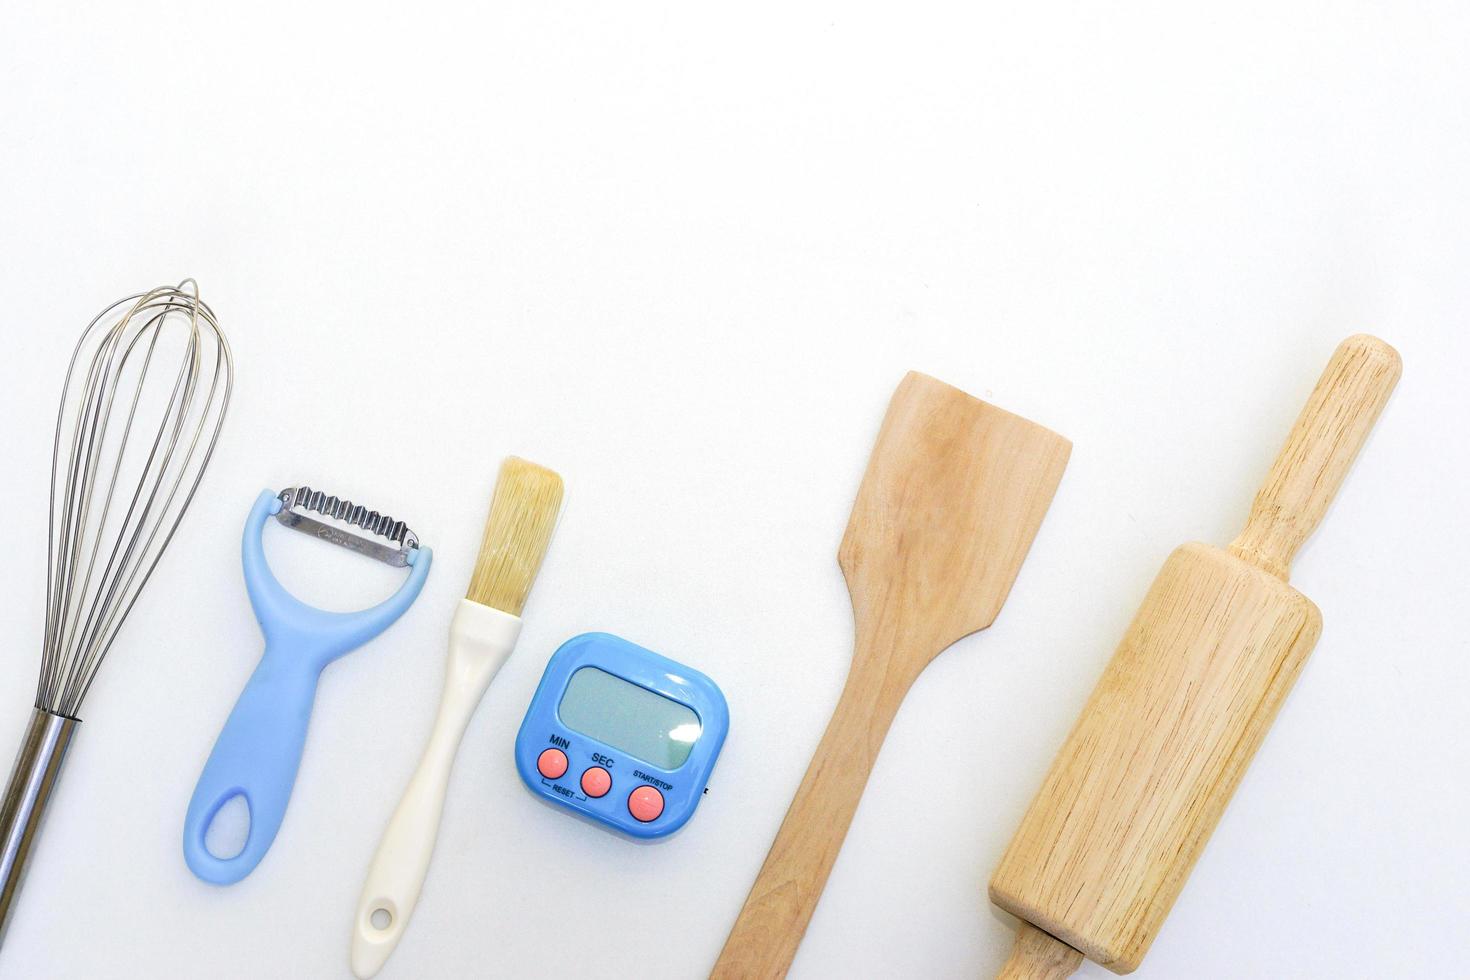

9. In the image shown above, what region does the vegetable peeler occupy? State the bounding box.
[183,487,432,885]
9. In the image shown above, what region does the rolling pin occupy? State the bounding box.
[989,334,1401,976]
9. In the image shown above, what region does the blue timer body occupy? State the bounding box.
[514,633,729,839]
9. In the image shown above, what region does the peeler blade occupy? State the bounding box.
[274,487,420,567]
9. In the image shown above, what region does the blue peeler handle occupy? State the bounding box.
[183,490,431,885]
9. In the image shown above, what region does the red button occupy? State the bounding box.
[536,748,568,779]
[627,785,664,822]
[581,767,611,798]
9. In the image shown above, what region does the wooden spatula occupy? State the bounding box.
[712,371,1070,978]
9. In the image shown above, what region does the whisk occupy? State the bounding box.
[0,282,233,947]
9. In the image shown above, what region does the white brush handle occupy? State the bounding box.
[350,600,521,979]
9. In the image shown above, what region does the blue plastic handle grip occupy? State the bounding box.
[183,490,431,885]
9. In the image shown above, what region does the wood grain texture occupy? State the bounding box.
[989,335,1400,976]
[996,923,1085,980]
[1228,334,1402,578]
[990,543,1321,972]
[712,371,1070,979]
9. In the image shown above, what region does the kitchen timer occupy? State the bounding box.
[514,633,728,839]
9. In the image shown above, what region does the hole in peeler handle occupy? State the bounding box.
[203,792,251,861]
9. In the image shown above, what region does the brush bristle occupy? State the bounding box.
[465,458,564,615]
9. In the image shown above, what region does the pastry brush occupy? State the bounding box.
[350,457,563,979]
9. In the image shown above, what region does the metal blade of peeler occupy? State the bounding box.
[274,487,419,568]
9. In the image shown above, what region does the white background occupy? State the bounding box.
[1,3,1466,978]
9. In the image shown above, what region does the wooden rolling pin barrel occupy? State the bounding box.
[989,334,1401,977]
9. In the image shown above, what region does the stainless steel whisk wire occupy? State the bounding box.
[39,283,233,716]
[2,280,232,948]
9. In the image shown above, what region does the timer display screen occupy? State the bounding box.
[558,666,702,769]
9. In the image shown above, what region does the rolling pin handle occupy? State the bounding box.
[995,923,1084,980]
[1228,334,1401,579]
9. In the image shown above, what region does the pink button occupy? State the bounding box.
[537,748,568,780]
[581,767,611,798]
[627,785,664,822]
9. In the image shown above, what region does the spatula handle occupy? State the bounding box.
[1228,334,1401,579]
[711,650,909,978]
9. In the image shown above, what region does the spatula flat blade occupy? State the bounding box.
[839,371,1071,659]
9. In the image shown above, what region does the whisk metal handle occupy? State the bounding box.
[0,709,78,948]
